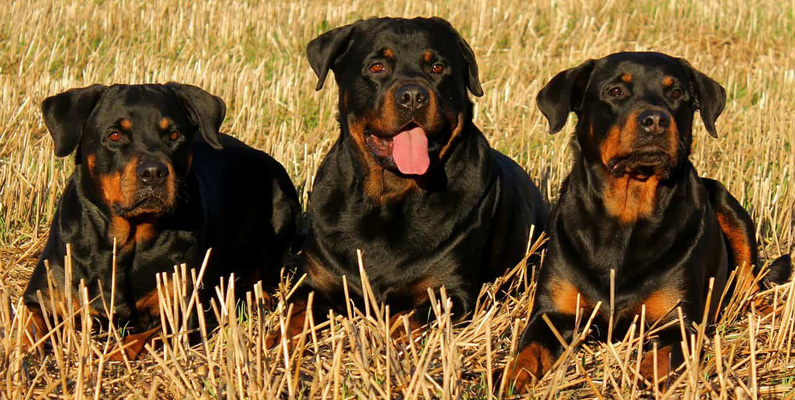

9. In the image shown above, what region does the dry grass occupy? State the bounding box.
[0,0,793,398]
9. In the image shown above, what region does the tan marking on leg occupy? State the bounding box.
[639,345,675,383]
[108,326,161,361]
[503,342,555,392]
[265,300,308,349]
[716,213,754,280]
[388,311,424,340]
[640,287,681,322]
[549,278,591,315]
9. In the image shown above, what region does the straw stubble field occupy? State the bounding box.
[0,0,793,398]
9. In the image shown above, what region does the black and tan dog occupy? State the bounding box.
[501,52,792,391]
[23,83,300,359]
[268,17,547,344]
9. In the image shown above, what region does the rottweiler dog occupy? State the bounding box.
[268,17,547,344]
[501,52,792,391]
[24,83,300,359]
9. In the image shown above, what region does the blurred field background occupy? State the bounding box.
[0,0,793,398]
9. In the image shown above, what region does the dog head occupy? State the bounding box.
[307,17,483,176]
[537,52,726,180]
[42,83,225,218]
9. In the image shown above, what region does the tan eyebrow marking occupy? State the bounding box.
[383,48,393,58]
[158,118,170,130]
[120,119,132,130]
[662,76,674,87]
[621,73,632,83]
[423,51,433,63]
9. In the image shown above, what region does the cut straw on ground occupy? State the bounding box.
[0,0,793,398]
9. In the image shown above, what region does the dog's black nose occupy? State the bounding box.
[638,110,671,134]
[395,84,429,110]
[137,159,169,185]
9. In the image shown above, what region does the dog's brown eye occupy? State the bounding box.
[431,63,444,74]
[369,62,385,73]
[108,131,122,142]
[608,87,624,97]
[169,131,180,141]
[670,89,682,100]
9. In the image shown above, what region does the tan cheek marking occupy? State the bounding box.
[363,84,400,134]
[599,111,639,167]
[668,116,680,157]
[87,154,96,176]
[120,119,132,130]
[345,117,382,200]
[438,112,465,159]
[100,156,140,207]
[167,161,177,206]
[99,172,123,205]
[600,125,623,167]
[121,156,139,200]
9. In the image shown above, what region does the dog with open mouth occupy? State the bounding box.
[23,83,300,359]
[268,17,548,345]
[499,52,792,393]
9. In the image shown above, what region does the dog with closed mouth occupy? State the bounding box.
[23,83,300,359]
[500,52,792,393]
[268,17,548,345]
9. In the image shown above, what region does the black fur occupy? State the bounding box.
[272,17,547,343]
[25,83,300,354]
[503,52,791,392]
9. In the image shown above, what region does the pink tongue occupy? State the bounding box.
[392,126,430,175]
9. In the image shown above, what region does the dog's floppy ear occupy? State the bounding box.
[166,83,226,149]
[432,17,483,97]
[679,59,726,138]
[306,24,356,91]
[41,85,107,157]
[455,32,484,97]
[536,60,596,134]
